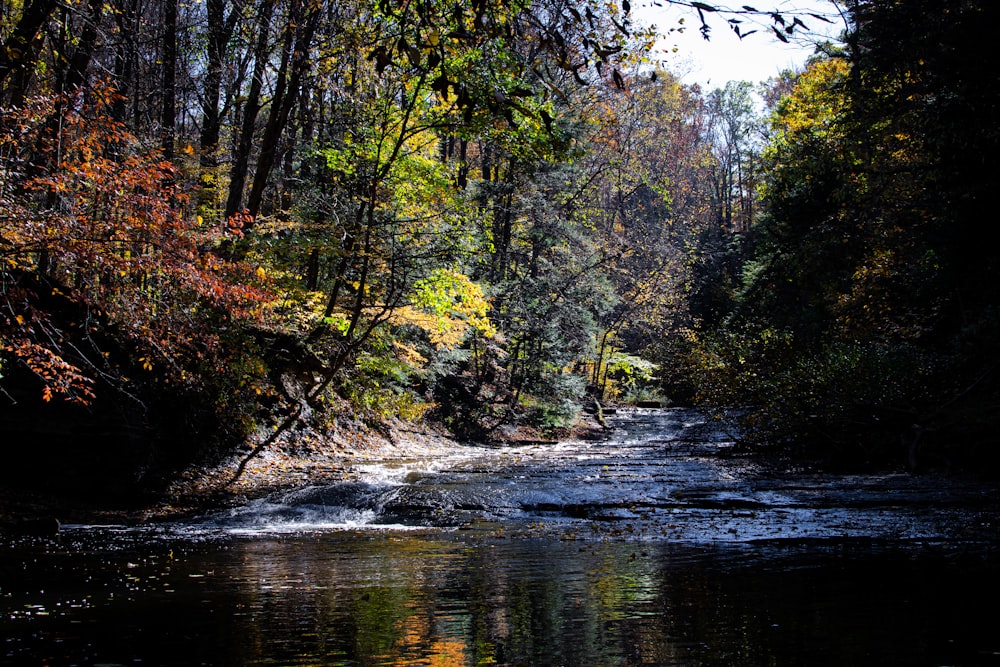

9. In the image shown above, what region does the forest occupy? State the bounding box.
[1,0,998,502]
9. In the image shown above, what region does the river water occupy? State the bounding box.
[3,408,1000,666]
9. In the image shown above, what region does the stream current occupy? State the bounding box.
[4,407,1000,665]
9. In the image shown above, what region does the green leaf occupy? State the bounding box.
[323,314,351,335]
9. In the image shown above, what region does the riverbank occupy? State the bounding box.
[162,410,608,517]
[156,418,463,519]
[0,411,608,527]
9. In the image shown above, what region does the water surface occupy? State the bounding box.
[3,408,1000,666]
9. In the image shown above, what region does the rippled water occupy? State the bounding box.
[3,408,1000,666]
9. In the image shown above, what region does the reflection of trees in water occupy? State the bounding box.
[4,529,1000,665]
[228,537,455,664]
[226,537,675,665]
[459,543,669,665]
[211,512,1000,666]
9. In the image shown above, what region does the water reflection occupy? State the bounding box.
[6,408,1000,665]
[3,530,1000,666]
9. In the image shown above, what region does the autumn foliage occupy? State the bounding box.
[0,86,270,406]
[1,0,994,481]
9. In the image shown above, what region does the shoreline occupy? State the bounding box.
[0,413,608,527]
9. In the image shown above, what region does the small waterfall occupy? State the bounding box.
[206,482,415,533]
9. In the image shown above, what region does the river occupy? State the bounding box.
[3,408,1000,666]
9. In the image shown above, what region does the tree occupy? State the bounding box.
[229,0,662,435]
[574,70,715,400]
[0,88,268,416]
[0,0,869,459]
[0,0,59,105]
[706,81,762,235]
[224,0,279,220]
[691,0,1000,468]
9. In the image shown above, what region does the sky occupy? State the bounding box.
[632,0,847,89]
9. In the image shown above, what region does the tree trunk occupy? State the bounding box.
[199,0,233,167]
[160,0,177,159]
[58,0,103,94]
[245,4,318,220]
[111,0,139,124]
[197,0,237,219]
[225,0,275,219]
[0,0,57,105]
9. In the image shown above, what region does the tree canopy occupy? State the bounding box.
[2,0,998,485]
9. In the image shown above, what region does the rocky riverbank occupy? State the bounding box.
[0,412,607,527]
